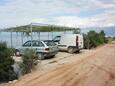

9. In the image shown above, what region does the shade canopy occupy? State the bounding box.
[1,23,80,32]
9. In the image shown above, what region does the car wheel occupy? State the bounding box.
[68,47,74,54]
[37,53,44,60]
[51,55,55,58]
[76,50,80,53]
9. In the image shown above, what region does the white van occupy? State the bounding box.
[53,34,84,53]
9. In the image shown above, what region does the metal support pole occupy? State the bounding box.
[11,31,13,48]
[21,32,23,45]
[52,32,53,39]
[39,32,40,41]
[30,23,33,48]
[37,32,40,41]
[48,32,49,40]
[51,28,53,39]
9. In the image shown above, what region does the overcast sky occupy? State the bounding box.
[0,0,115,28]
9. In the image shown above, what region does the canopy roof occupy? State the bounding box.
[1,23,80,32]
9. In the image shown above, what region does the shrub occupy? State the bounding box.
[0,42,17,83]
[84,30,106,49]
[113,37,115,40]
[20,49,38,75]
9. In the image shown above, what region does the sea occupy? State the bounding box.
[0,31,67,48]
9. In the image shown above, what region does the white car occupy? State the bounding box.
[15,40,59,60]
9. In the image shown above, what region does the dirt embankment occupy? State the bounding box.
[1,43,115,86]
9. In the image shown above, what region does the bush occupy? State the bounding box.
[113,37,115,40]
[84,30,106,49]
[20,49,38,75]
[0,42,17,83]
[83,34,90,49]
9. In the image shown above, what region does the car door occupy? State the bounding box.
[32,41,45,53]
[22,41,32,52]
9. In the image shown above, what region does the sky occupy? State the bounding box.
[0,0,115,29]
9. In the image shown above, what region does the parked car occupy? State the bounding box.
[15,40,59,60]
[53,34,84,53]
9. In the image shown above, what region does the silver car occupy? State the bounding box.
[15,40,59,60]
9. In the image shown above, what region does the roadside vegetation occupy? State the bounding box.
[84,30,107,49]
[113,37,115,40]
[20,49,38,75]
[0,42,38,83]
[0,42,17,83]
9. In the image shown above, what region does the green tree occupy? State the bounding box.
[87,31,99,48]
[84,30,106,49]
[99,30,106,43]
[83,33,90,49]
[0,42,17,83]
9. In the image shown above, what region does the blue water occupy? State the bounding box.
[0,32,70,48]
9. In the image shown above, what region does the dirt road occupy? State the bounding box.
[1,43,115,86]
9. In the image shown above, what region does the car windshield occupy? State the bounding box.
[53,36,61,41]
[44,40,56,46]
